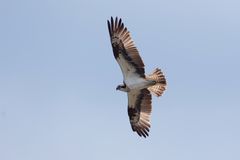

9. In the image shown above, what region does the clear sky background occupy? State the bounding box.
[0,0,240,160]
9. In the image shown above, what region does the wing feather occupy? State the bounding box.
[107,17,145,79]
[127,89,152,138]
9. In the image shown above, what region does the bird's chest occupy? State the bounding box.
[125,76,148,90]
[117,55,148,90]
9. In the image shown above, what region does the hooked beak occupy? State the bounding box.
[116,86,120,90]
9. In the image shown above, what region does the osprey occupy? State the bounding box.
[107,17,167,138]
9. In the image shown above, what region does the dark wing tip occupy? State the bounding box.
[131,123,150,138]
[118,18,122,26]
[111,17,114,31]
[107,20,112,37]
[108,16,121,37]
[136,128,149,138]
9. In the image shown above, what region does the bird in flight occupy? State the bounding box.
[107,17,167,138]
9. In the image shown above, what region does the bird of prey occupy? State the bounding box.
[107,17,167,138]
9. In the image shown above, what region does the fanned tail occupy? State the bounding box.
[147,68,167,97]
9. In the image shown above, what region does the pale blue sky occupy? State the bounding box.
[0,0,240,160]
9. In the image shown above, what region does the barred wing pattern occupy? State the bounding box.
[107,17,145,79]
[127,89,152,137]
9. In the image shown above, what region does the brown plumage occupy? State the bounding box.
[107,17,145,77]
[107,17,167,138]
[128,89,152,137]
[147,68,167,97]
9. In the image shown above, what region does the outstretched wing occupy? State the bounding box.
[127,89,152,138]
[107,17,145,81]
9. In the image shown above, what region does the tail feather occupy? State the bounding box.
[147,68,167,97]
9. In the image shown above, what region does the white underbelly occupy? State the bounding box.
[116,55,149,90]
[125,76,149,90]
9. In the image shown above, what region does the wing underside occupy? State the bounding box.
[128,89,152,137]
[107,17,145,79]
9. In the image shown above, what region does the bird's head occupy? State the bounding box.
[116,84,128,92]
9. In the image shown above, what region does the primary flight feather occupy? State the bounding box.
[107,17,167,138]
